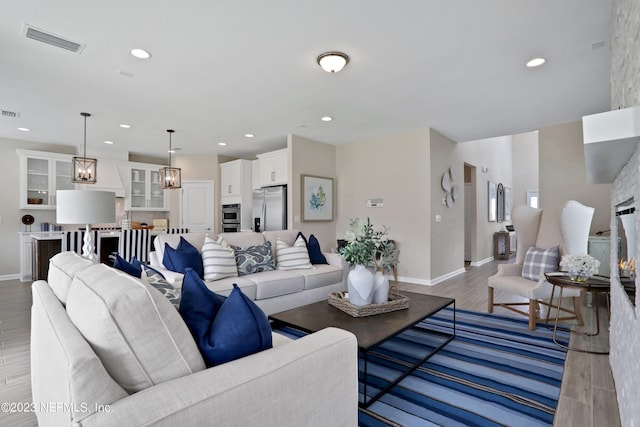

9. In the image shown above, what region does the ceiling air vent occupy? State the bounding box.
[23,24,85,53]
[2,110,20,118]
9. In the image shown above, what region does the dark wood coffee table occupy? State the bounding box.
[269,291,455,407]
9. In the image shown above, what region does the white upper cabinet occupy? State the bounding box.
[18,149,74,209]
[220,159,252,205]
[126,163,169,211]
[257,149,288,187]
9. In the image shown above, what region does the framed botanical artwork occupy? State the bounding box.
[301,175,333,221]
[488,181,497,222]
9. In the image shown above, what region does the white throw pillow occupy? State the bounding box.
[276,236,313,270]
[66,264,205,394]
[202,236,238,281]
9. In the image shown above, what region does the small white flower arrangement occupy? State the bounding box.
[560,254,600,281]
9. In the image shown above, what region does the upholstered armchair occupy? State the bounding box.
[488,200,594,330]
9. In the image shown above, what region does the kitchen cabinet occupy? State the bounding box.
[220,159,252,206]
[32,234,62,281]
[251,159,261,190]
[127,164,169,211]
[257,149,288,187]
[20,233,33,282]
[18,149,74,209]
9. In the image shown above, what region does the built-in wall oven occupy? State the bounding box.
[221,204,241,232]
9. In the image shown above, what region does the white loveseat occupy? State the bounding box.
[31,251,358,427]
[149,230,347,314]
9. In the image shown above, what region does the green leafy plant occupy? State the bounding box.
[339,218,397,269]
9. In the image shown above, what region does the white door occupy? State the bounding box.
[180,180,214,231]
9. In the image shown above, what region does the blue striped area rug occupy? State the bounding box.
[274,308,570,427]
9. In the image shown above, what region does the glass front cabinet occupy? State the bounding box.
[127,164,169,211]
[18,150,74,209]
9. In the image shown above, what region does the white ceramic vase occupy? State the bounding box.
[347,264,374,306]
[372,271,390,304]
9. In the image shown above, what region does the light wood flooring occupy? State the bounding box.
[0,259,619,426]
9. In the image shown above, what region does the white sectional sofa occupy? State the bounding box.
[31,251,358,427]
[149,230,348,315]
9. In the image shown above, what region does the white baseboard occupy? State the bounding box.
[470,257,494,267]
[0,274,21,282]
[397,267,466,287]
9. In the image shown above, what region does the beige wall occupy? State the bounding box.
[430,129,464,279]
[538,121,611,234]
[336,128,431,283]
[289,134,337,250]
[511,131,539,207]
[459,135,514,263]
[173,154,219,232]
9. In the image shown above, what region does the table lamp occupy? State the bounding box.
[56,190,116,263]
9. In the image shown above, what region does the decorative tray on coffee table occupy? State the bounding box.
[328,291,409,317]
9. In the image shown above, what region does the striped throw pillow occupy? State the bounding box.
[276,236,313,270]
[201,236,238,281]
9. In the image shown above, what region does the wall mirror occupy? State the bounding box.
[616,198,636,306]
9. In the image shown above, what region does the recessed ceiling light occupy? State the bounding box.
[321,116,333,122]
[218,142,227,146]
[104,140,114,145]
[526,57,546,68]
[17,127,30,132]
[244,133,254,138]
[130,48,151,59]
[120,124,131,129]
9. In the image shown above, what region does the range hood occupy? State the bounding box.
[76,158,126,197]
[583,106,640,183]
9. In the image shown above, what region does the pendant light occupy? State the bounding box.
[159,129,181,189]
[72,112,98,184]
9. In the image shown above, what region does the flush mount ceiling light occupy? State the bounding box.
[72,112,97,184]
[119,123,131,129]
[130,48,151,59]
[17,127,30,132]
[244,133,254,138]
[218,142,227,146]
[526,57,546,68]
[104,140,114,145]
[317,51,349,73]
[321,116,333,122]
[159,129,181,189]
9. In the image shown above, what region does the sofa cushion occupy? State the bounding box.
[218,231,265,248]
[153,232,210,262]
[201,236,238,281]
[179,269,272,366]
[248,269,305,299]
[232,241,276,276]
[66,264,205,394]
[141,264,181,309]
[113,254,142,278]
[522,245,560,281]
[276,236,312,270]
[47,251,94,304]
[294,264,344,291]
[163,237,204,277]
[203,276,258,300]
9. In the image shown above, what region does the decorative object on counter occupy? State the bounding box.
[159,129,181,189]
[22,214,34,232]
[560,253,600,282]
[56,190,116,263]
[27,197,43,204]
[72,112,97,184]
[40,222,50,232]
[339,218,397,306]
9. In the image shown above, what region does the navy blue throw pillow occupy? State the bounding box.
[179,269,273,366]
[307,234,328,264]
[114,254,143,278]
[163,237,204,277]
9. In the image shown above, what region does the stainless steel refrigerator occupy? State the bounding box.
[252,185,287,231]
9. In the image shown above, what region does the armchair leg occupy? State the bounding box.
[488,287,494,313]
[528,299,537,330]
[573,296,584,326]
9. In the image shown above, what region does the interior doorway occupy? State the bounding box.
[464,164,477,264]
[180,180,214,231]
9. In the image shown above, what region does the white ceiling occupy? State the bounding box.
[0,0,612,159]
